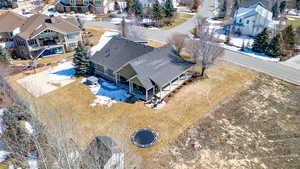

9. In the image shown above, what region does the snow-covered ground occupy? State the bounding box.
[17,62,75,97]
[90,31,120,55]
[220,44,280,62]
[42,6,96,21]
[206,18,279,62]
[86,82,117,107]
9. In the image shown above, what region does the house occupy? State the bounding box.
[90,37,194,101]
[86,136,124,169]
[55,0,105,14]
[0,11,26,43]
[0,0,18,9]
[231,2,276,36]
[0,12,82,58]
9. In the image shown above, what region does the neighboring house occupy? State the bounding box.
[55,0,105,14]
[0,0,18,9]
[87,136,124,169]
[90,37,194,101]
[0,12,82,58]
[0,11,26,43]
[231,2,276,36]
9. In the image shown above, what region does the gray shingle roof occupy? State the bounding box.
[90,37,154,71]
[91,37,194,89]
[129,45,194,89]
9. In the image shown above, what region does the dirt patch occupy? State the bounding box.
[151,74,300,169]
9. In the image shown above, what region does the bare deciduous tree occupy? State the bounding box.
[187,16,225,77]
[168,33,186,54]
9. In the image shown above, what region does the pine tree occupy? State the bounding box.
[0,47,10,63]
[220,0,227,18]
[252,28,270,53]
[266,33,283,58]
[152,0,164,21]
[272,1,279,18]
[225,28,231,44]
[282,25,296,50]
[279,1,287,14]
[114,1,121,11]
[297,0,300,12]
[73,43,92,77]
[231,0,240,16]
[132,0,142,16]
[164,0,175,17]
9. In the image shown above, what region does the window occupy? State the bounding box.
[239,19,242,23]
[246,20,250,24]
[67,33,78,40]
[68,42,78,48]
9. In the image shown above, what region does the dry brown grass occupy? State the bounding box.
[85,26,107,46]
[11,52,74,66]
[147,41,164,48]
[9,63,256,165]
[163,13,194,30]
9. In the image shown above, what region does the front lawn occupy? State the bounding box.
[162,13,194,30]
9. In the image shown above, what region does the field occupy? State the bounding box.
[8,63,255,168]
[151,74,300,169]
[286,17,300,28]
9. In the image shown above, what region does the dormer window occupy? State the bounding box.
[239,19,242,23]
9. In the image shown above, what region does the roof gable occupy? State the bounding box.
[90,37,154,72]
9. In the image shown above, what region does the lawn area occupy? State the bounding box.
[286,18,300,28]
[85,26,106,46]
[162,13,194,30]
[8,63,255,168]
[11,52,74,66]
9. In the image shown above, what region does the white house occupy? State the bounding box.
[231,2,276,36]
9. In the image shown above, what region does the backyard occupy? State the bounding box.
[150,74,300,169]
[8,63,255,168]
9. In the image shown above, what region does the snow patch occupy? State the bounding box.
[28,159,38,169]
[90,31,120,55]
[48,62,75,84]
[220,44,280,62]
[24,121,33,134]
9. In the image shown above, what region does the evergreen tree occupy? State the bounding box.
[73,43,92,77]
[272,1,280,18]
[266,33,283,58]
[220,0,227,18]
[240,40,245,51]
[152,0,164,21]
[0,47,10,63]
[297,0,300,12]
[225,28,231,44]
[132,0,142,16]
[164,0,175,17]
[231,0,240,17]
[282,25,296,50]
[279,1,287,14]
[252,28,270,53]
[114,1,121,11]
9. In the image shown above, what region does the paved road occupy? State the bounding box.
[85,0,300,85]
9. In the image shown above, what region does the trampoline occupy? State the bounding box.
[131,129,158,148]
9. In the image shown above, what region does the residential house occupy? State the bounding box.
[0,11,26,43]
[0,0,17,9]
[231,2,276,36]
[0,12,82,58]
[55,0,105,14]
[90,37,194,101]
[86,136,124,169]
